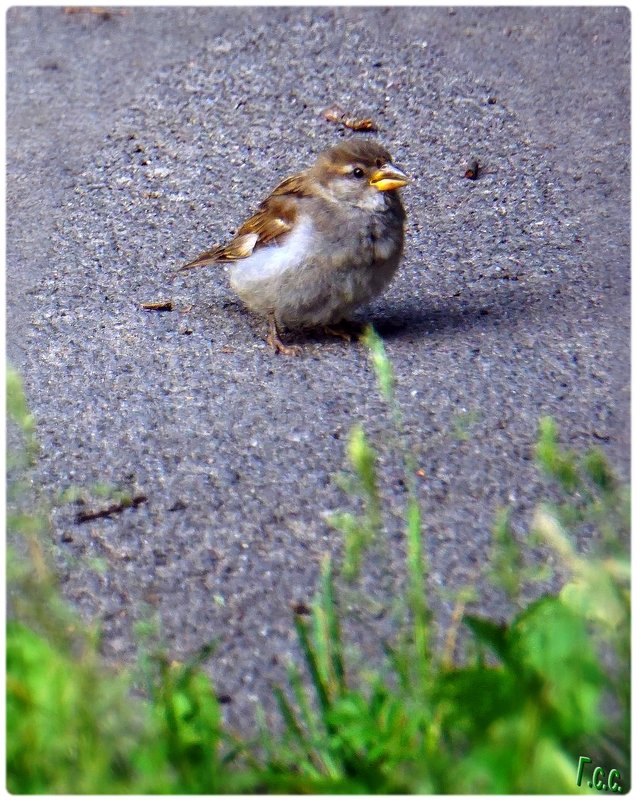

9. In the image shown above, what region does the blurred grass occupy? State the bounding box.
[6,343,630,793]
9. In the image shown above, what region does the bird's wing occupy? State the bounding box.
[177,172,310,273]
[176,232,260,272]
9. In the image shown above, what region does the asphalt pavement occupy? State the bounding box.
[7,7,630,732]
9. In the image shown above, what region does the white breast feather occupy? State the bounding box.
[229,217,314,290]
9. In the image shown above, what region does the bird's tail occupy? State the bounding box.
[175,233,259,274]
[176,245,227,273]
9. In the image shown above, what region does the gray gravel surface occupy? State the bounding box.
[7,7,630,732]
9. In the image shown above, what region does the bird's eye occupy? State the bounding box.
[352,167,365,178]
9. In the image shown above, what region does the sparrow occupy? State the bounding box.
[178,140,410,355]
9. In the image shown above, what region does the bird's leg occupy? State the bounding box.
[266,313,302,356]
[323,319,366,343]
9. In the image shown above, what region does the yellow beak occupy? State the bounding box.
[369,162,410,191]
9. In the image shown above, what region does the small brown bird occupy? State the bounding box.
[178,140,410,355]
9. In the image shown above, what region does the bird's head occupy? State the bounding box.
[309,140,410,210]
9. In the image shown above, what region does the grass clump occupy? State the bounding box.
[271,328,629,792]
[7,368,253,793]
[6,341,630,793]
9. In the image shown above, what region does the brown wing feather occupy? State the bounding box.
[177,171,310,273]
[177,233,259,272]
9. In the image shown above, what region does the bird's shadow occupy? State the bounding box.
[366,280,549,342]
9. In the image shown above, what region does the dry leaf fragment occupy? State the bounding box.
[63,7,129,17]
[322,104,378,132]
[75,493,147,524]
[140,300,173,312]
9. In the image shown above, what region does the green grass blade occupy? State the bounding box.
[272,685,306,745]
[361,325,394,403]
[294,614,332,725]
[320,556,346,693]
[287,662,321,742]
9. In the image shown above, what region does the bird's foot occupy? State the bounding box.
[267,334,302,356]
[323,320,366,343]
[267,315,302,356]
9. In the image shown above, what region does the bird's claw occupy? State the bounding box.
[266,315,302,356]
[267,334,302,357]
[323,321,366,343]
